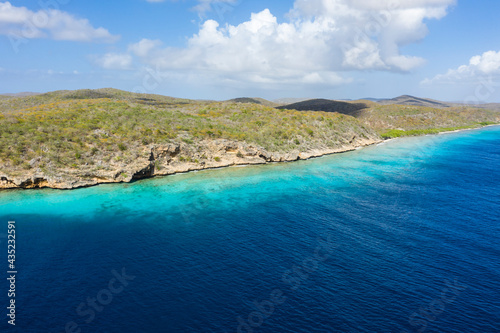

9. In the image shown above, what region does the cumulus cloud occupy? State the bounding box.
[422,50,500,84]
[0,1,119,43]
[105,0,455,87]
[93,53,133,70]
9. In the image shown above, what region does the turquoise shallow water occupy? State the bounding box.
[0,126,499,332]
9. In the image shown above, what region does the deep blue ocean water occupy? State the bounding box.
[0,126,499,333]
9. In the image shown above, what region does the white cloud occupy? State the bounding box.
[128,39,163,58]
[0,1,119,43]
[422,50,500,84]
[105,0,455,88]
[94,53,133,70]
[469,51,500,74]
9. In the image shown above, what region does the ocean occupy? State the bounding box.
[0,126,499,333]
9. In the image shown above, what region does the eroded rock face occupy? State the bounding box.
[0,136,382,190]
[132,163,154,180]
[153,144,180,160]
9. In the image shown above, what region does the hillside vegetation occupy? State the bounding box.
[377,95,451,108]
[0,88,498,189]
[356,104,499,138]
[279,97,499,138]
[0,89,379,188]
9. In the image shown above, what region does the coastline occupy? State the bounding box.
[437,123,500,135]
[0,137,382,191]
[1,123,498,191]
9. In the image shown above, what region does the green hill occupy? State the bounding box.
[0,88,498,189]
[0,89,381,189]
[275,97,499,138]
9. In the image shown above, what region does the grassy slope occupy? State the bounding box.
[276,97,499,138]
[1,89,498,181]
[0,89,377,177]
[353,104,500,138]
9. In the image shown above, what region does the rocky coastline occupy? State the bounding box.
[0,137,381,190]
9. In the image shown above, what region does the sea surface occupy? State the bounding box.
[0,126,499,333]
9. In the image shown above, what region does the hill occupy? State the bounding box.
[273,97,311,105]
[378,95,451,108]
[226,97,278,107]
[272,97,499,139]
[474,103,500,112]
[0,89,381,189]
[356,104,499,138]
[0,88,498,189]
[277,98,369,117]
[1,92,41,98]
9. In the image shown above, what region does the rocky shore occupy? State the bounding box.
[0,137,381,190]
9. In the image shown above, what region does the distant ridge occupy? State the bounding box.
[1,92,41,97]
[475,103,500,112]
[361,97,385,102]
[273,97,311,105]
[227,97,277,107]
[374,95,500,111]
[378,95,451,108]
[277,98,369,116]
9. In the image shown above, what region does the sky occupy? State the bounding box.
[1,0,500,102]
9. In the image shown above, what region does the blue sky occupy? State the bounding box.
[1,0,500,102]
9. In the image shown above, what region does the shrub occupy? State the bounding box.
[214,157,221,162]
